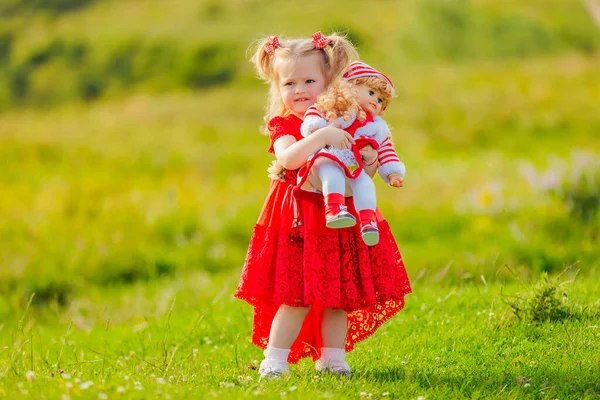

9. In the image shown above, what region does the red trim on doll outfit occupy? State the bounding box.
[294,110,380,201]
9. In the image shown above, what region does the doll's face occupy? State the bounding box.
[277,54,326,118]
[354,83,384,117]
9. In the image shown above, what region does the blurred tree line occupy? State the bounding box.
[0,0,98,15]
[0,0,598,110]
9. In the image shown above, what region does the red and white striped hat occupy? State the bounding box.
[343,61,394,93]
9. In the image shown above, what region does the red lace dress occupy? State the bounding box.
[234,114,412,363]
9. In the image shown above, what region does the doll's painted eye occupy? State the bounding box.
[368,90,375,96]
[377,98,383,104]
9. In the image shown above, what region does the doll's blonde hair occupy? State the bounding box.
[315,80,366,123]
[251,33,358,133]
[350,75,394,112]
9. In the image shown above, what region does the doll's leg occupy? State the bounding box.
[348,171,379,245]
[259,305,310,379]
[314,159,356,228]
[315,158,345,197]
[316,308,351,376]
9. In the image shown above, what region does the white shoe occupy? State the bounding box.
[258,358,289,380]
[315,358,351,376]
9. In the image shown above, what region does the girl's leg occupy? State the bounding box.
[269,305,311,348]
[348,171,379,245]
[321,308,347,348]
[315,160,356,228]
[317,308,351,376]
[259,305,310,379]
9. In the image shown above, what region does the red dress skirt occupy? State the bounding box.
[234,115,412,363]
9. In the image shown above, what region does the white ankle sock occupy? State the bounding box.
[264,347,291,361]
[321,347,345,362]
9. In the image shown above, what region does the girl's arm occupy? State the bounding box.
[274,125,354,170]
[360,145,379,178]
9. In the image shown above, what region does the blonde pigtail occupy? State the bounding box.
[325,34,359,82]
[251,37,276,81]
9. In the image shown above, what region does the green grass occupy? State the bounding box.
[1,270,599,399]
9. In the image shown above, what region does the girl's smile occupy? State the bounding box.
[276,53,327,118]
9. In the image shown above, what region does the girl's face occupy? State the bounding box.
[277,54,327,118]
[355,83,384,117]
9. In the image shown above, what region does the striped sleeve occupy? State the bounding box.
[300,106,328,137]
[378,137,401,165]
[304,105,322,119]
[377,136,406,183]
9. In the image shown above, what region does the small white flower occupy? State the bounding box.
[156,377,166,385]
[25,371,35,382]
[117,386,125,394]
[61,373,72,380]
[79,381,94,390]
[98,393,108,400]
[289,386,297,392]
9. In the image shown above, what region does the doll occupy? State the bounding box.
[297,61,405,246]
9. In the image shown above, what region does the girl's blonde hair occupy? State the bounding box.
[251,33,358,133]
[350,76,394,111]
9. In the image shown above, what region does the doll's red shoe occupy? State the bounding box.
[325,193,356,229]
[325,205,356,229]
[359,209,379,246]
[361,221,379,246]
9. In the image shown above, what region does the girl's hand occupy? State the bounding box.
[388,173,404,188]
[314,125,355,150]
[360,145,378,166]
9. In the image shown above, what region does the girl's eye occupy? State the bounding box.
[284,82,294,86]
[306,79,315,84]
[368,91,375,96]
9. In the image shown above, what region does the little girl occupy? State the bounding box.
[235,32,412,379]
[298,61,406,246]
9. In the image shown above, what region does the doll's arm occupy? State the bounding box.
[377,136,406,185]
[301,115,328,137]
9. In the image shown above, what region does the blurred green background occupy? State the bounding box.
[0,0,599,314]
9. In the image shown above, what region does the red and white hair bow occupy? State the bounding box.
[312,32,330,49]
[264,36,280,54]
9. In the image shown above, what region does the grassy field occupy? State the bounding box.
[1,271,599,399]
[1,0,600,398]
